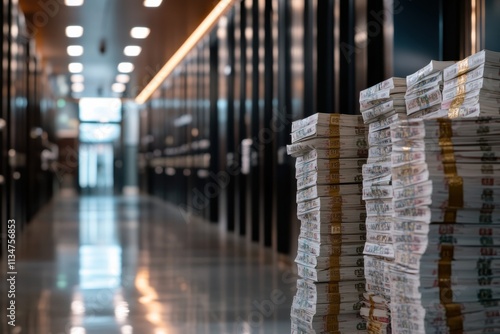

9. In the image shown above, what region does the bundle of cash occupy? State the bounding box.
[441,49,500,119]
[405,60,455,118]
[389,116,500,333]
[360,77,407,126]
[359,78,408,333]
[288,113,368,333]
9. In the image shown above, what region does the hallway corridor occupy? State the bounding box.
[1,196,295,334]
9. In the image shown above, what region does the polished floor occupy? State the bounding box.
[1,195,295,334]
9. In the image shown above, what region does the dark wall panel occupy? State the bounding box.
[393,0,441,76]
[275,0,293,254]
[485,0,500,51]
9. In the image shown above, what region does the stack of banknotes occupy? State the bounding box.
[389,116,500,333]
[405,60,455,119]
[359,77,407,333]
[287,113,369,334]
[441,49,500,119]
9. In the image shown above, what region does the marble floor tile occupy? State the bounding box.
[0,195,296,334]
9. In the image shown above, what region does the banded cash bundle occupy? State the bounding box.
[442,49,500,118]
[359,77,407,333]
[389,117,500,334]
[405,60,455,118]
[288,113,368,334]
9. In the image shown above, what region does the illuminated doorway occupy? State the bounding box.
[78,98,122,194]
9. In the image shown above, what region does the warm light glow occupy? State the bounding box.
[136,271,158,305]
[112,83,126,93]
[67,45,84,56]
[68,62,83,73]
[72,83,85,93]
[131,27,150,39]
[65,0,84,6]
[71,74,84,83]
[121,325,133,334]
[116,74,130,83]
[135,269,171,333]
[71,300,85,315]
[144,0,162,7]
[124,46,142,57]
[471,0,477,53]
[118,62,134,73]
[70,327,86,334]
[66,25,84,38]
[135,0,235,104]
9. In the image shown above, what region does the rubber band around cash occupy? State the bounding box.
[448,94,466,118]
[447,316,464,331]
[438,119,464,208]
[457,57,470,77]
[329,121,340,136]
[457,73,468,86]
[438,243,463,331]
[368,295,376,320]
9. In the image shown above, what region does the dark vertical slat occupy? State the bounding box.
[366,0,386,86]
[5,0,13,234]
[238,2,247,236]
[339,0,355,114]
[226,8,236,232]
[0,0,7,259]
[209,31,219,223]
[263,0,274,247]
[276,0,293,254]
[250,0,260,242]
[232,4,243,236]
[316,0,334,113]
[149,101,154,198]
[442,0,467,60]
[303,0,314,116]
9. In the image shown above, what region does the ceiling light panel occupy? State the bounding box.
[118,62,134,73]
[67,45,84,56]
[116,74,130,83]
[112,83,126,93]
[131,27,150,39]
[71,74,84,83]
[144,0,162,7]
[72,83,85,93]
[124,46,142,57]
[66,26,84,38]
[68,63,83,73]
[65,0,84,6]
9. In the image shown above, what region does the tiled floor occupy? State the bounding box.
[1,195,295,334]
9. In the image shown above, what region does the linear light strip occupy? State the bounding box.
[135,0,235,104]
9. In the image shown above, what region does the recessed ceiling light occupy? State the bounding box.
[112,83,126,93]
[68,62,83,73]
[72,83,85,93]
[66,26,83,38]
[116,74,130,83]
[71,74,84,82]
[65,0,84,6]
[131,27,150,39]
[118,62,134,73]
[67,45,84,56]
[143,0,162,7]
[124,46,142,57]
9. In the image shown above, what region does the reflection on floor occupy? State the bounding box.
[1,195,295,334]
